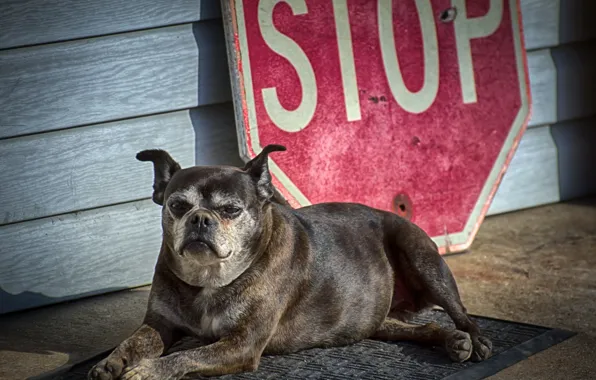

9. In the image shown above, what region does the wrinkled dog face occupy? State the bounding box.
[136,145,285,287]
[162,167,262,265]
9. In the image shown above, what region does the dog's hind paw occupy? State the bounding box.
[444,330,473,362]
[471,335,492,362]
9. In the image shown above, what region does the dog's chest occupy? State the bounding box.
[196,306,224,338]
[152,290,236,339]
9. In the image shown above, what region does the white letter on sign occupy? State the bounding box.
[453,0,503,104]
[332,0,361,122]
[259,0,317,132]
[378,0,439,114]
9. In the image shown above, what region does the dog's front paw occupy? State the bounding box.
[471,335,492,362]
[444,330,473,362]
[121,358,176,380]
[88,355,126,380]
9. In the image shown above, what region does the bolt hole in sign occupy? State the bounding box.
[221,0,531,254]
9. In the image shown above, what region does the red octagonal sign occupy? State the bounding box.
[222,0,531,253]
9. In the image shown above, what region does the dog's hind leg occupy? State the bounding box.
[426,258,491,361]
[387,218,492,361]
[372,318,474,362]
[401,247,493,361]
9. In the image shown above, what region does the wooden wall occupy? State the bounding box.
[1,0,595,314]
[0,1,241,314]
[488,0,596,215]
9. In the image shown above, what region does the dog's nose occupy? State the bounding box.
[189,212,214,227]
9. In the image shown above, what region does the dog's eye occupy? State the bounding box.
[222,206,242,216]
[168,200,188,214]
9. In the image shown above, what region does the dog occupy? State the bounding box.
[88,145,492,380]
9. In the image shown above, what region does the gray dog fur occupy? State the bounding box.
[88,145,492,380]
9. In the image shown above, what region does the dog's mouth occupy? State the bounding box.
[182,237,217,255]
[180,237,232,260]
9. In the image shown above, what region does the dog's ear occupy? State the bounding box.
[136,149,182,206]
[243,144,286,201]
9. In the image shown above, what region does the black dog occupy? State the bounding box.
[89,145,491,380]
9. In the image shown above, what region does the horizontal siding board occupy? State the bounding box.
[195,23,233,105]
[488,126,559,215]
[527,42,596,128]
[520,0,560,50]
[191,103,244,167]
[0,286,129,314]
[520,0,596,50]
[0,103,243,225]
[0,200,161,311]
[527,50,557,127]
[551,118,596,201]
[551,42,596,124]
[490,117,596,215]
[0,0,221,50]
[0,111,194,225]
[0,21,231,139]
[557,1,596,49]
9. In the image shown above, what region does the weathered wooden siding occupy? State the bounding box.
[520,0,596,50]
[0,1,239,314]
[490,0,596,215]
[0,200,161,314]
[0,23,230,138]
[0,0,221,49]
[523,43,596,127]
[0,112,195,225]
[1,0,596,314]
[0,102,241,314]
[488,118,596,215]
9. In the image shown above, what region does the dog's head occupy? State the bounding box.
[136,145,286,287]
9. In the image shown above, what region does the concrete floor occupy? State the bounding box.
[445,197,596,380]
[1,198,595,380]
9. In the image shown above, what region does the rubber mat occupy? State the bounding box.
[43,310,574,380]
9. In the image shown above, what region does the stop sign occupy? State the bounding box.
[222,0,531,253]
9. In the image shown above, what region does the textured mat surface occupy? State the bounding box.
[45,310,574,380]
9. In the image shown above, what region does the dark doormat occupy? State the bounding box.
[41,310,574,380]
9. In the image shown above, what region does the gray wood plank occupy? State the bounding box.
[551,42,596,125]
[557,1,596,48]
[191,103,244,167]
[0,111,194,225]
[0,0,221,50]
[0,103,243,225]
[488,126,559,215]
[0,199,161,313]
[520,0,560,51]
[489,117,596,215]
[0,22,231,139]
[195,23,234,106]
[551,118,596,201]
[521,0,596,50]
[527,43,596,128]
[527,50,557,127]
